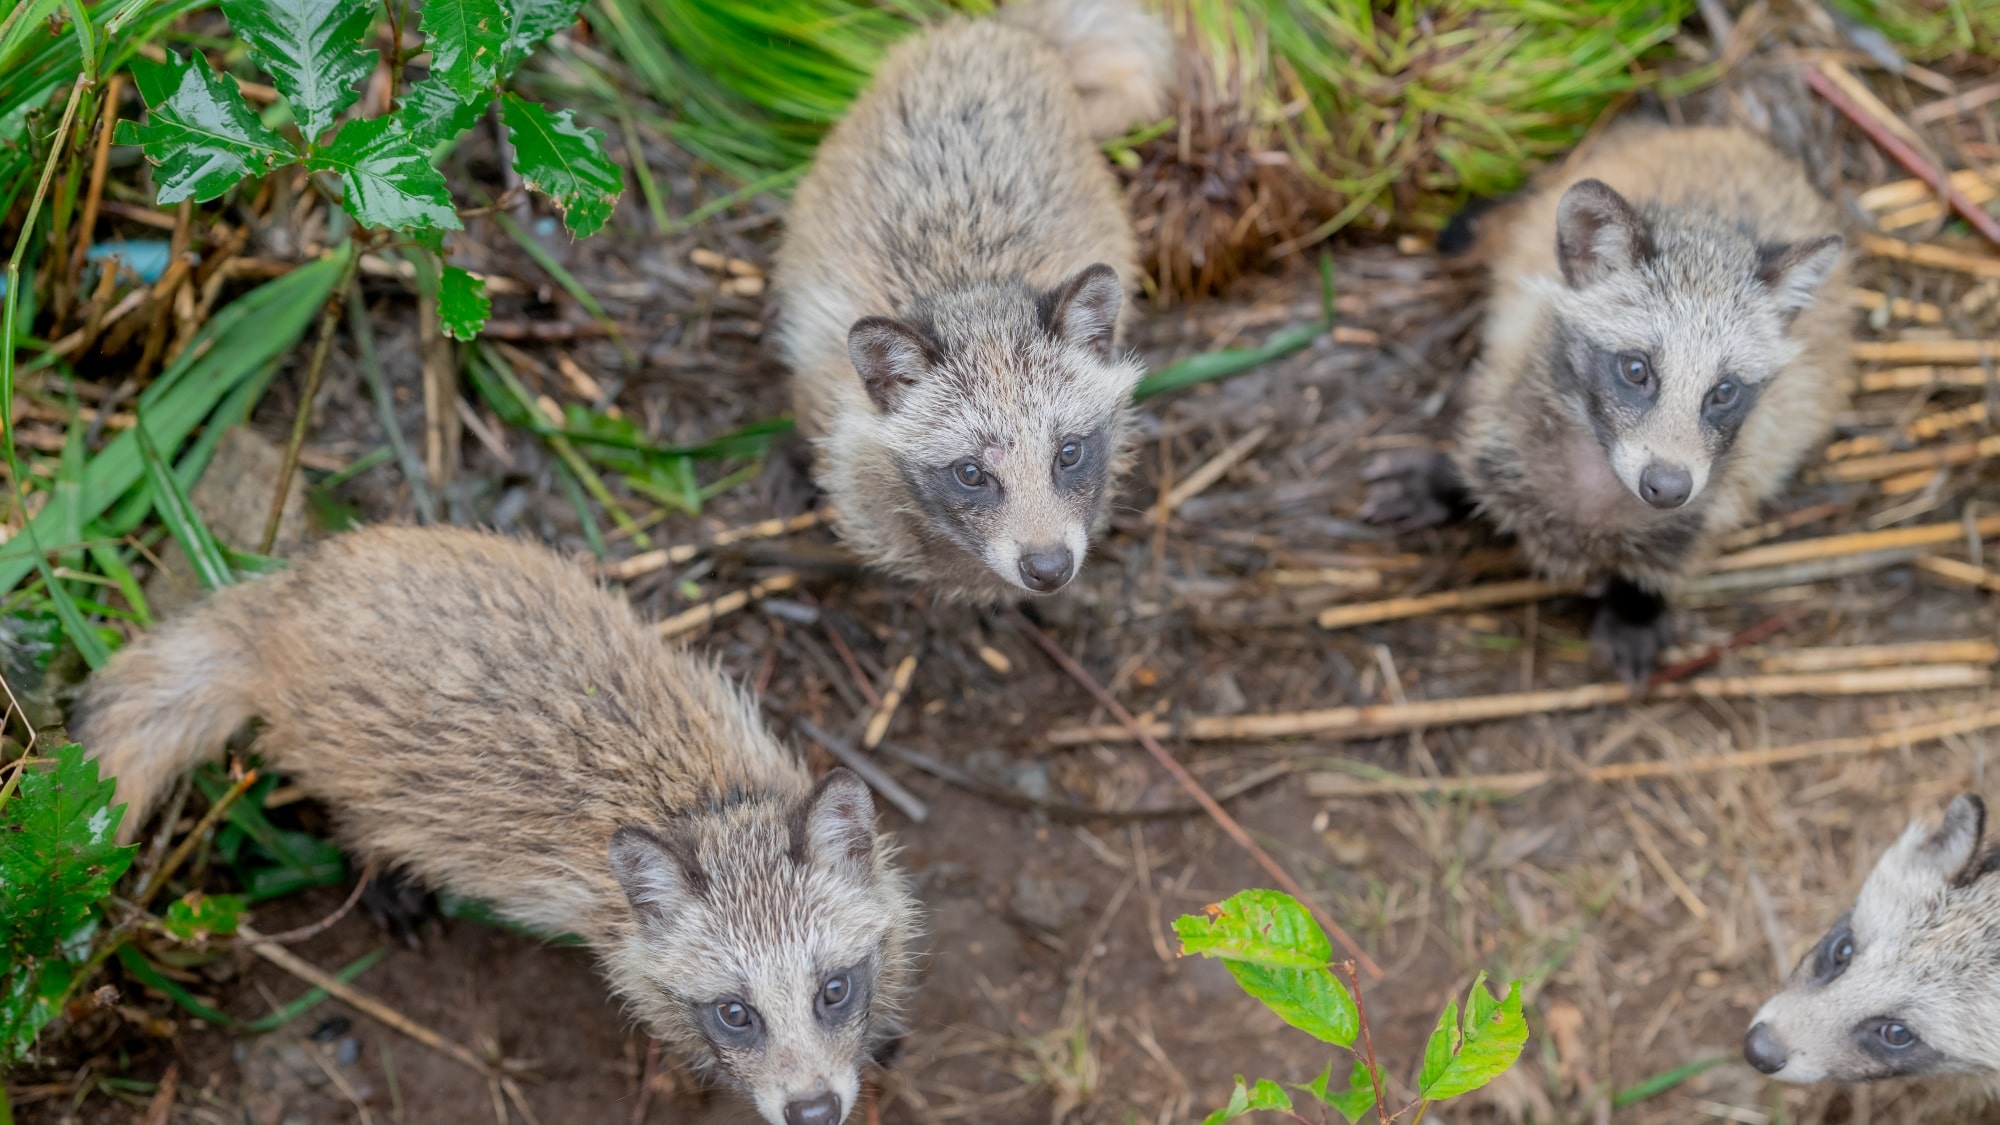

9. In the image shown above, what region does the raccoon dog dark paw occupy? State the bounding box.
[1591,579,1674,687]
[360,867,438,949]
[1360,448,1461,531]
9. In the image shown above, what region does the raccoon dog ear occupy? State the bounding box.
[609,825,704,932]
[848,317,936,413]
[1756,235,1843,317]
[1925,794,1988,885]
[1555,179,1650,289]
[792,768,877,869]
[1043,263,1123,360]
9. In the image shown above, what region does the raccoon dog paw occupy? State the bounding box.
[360,867,439,950]
[1360,448,1462,531]
[1591,578,1674,686]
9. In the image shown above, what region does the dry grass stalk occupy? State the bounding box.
[1915,555,2000,592]
[1861,365,1996,392]
[1849,288,1945,325]
[1316,578,1582,631]
[1853,339,2000,365]
[1907,402,1990,442]
[1859,234,2000,280]
[1153,423,1272,522]
[139,1063,179,1125]
[1817,434,2000,482]
[1303,707,2000,799]
[1857,164,2000,213]
[862,654,918,750]
[1267,567,1384,592]
[654,573,799,638]
[604,511,828,579]
[239,925,498,1077]
[1708,514,2000,572]
[1045,665,1989,746]
[1751,639,1999,673]
[1808,65,2000,247]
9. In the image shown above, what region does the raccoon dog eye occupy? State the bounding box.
[820,975,850,1008]
[717,1001,753,1029]
[1708,380,1739,408]
[1613,352,1652,387]
[1833,937,1854,967]
[953,460,985,488]
[1877,1022,1918,1049]
[1057,438,1082,468]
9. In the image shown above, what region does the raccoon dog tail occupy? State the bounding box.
[1000,0,1177,140]
[72,576,283,844]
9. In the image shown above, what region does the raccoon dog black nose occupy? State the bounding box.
[1638,463,1692,509]
[1018,547,1074,592]
[783,1093,841,1125]
[1744,1022,1788,1075]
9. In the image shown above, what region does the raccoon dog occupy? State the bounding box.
[74,526,920,1125]
[1365,124,1851,682]
[772,0,1173,603]
[1747,794,2000,1085]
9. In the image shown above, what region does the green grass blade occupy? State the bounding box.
[1135,255,1335,401]
[114,944,238,1027]
[0,250,347,593]
[1611,1055,1733,1108]
[134,410,235,589]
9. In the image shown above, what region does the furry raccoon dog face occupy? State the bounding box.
[1747,795,2000,1085]
[846,263,1143,598]
[1541,179,1842,515]
[609,771,915,1125]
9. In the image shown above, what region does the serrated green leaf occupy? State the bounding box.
[161,892,246,943]
[1201,1076,1292,1125]
[308,115,460,231]
[397,78,483,147]
[1,745,135,1063]
[117,50,295,204]
[503,0,583,66]
[1418,976,1529,1102]
[422,0,507,101]
[217,0,378,143]
[499,92,621,237]
[1175,889,1332,970]
[1224,961,1358,1046]
[1299,1059,1377,1124]
[439,265,489,340]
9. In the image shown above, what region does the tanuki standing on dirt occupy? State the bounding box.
[1364,123,1852,683]
[74,526,920,1125]
[771,0,1173,603]
[1747,794,2000,1086]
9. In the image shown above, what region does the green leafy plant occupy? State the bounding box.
[116,0,624,340]
[1176,890,1528,1124]
[0,745,134,1066]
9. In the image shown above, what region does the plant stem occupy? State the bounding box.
[259,244,362,554]
[384,0,406,106]
[1339,960,1388,1124]
[137,767,259,908]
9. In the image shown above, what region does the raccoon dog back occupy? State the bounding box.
[773,1,1169,603]
[74,526,920,1125]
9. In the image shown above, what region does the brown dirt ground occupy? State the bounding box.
[11,35,2000,1125]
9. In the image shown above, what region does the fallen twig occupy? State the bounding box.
[1859,234,2000,280]
[264,248,362,553]
[603,511,829,580]
[1861,366,1996,392]
[1818,434,2000,483]
[1304,707,2000,799]
[138,768,258,908]
[1153,424,1272,522]
[1046,665,1989,746]
[655,573,798,639]
[1317,579,1582,631]
[255,862,378,944]
[862,654,918,750]
[1008,609,1383,978]
[1916,555,2000,593]
[1853,339,2000,365]
[139,1062,179,1125]
[1806,64,2000,249]
[1752,639,1999,673]
[795,717,930,824]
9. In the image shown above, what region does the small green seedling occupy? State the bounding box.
[1175,889,1528,1124]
